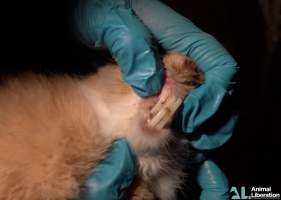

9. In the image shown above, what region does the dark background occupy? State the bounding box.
[1,0,280,193]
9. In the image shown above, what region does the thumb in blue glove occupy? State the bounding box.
[79,139,136,200]
[197,160,230,200]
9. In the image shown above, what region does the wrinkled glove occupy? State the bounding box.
[74,0,239,199]
[74,0,164,97]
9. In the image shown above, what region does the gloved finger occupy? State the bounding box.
[132,0,239,149]
[74,0,164,97]
[196,159,230,200]
[79,139,136,200]
[180,84,238,150]
[132,0,237,77]
[131,0,238,89]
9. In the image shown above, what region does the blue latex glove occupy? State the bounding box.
[79,139,136,200]
[189,154,230,200]
[197,160,230,200]
[74,0,239,199]
[74,0,164,97]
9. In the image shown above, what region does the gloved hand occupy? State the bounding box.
[79,139,136,200]
[74,0,239,199]
[74,0,164,97]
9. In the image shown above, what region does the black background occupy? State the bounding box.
[1,0,280,193]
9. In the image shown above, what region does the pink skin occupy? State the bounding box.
[161,71,189,100]
[144,71,187,131]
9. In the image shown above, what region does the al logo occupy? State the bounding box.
[230,186,251,199]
